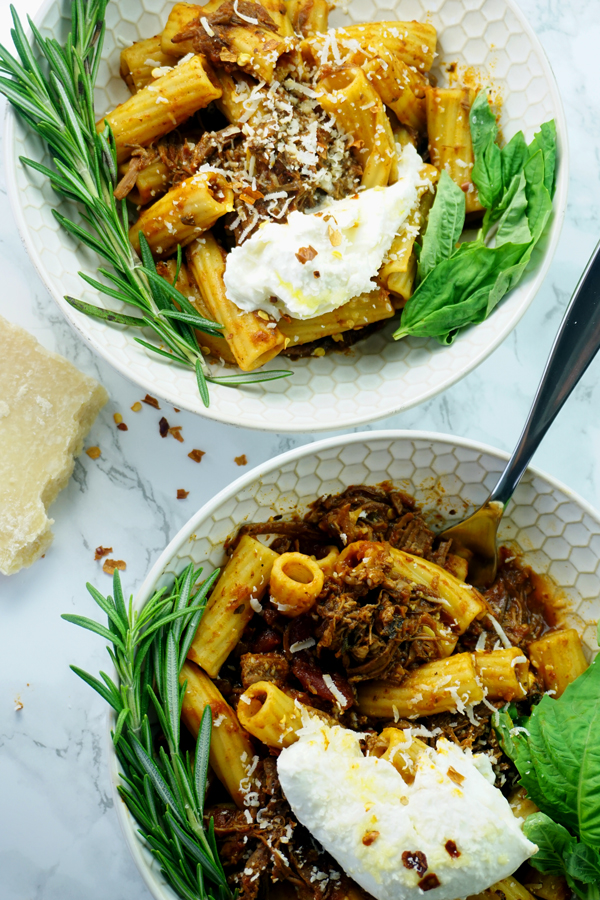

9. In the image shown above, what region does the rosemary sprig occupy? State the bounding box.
[0,2,291,406]
[63,566,232,900]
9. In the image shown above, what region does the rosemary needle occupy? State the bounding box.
[0,1,291,407]
[63,566,232,900]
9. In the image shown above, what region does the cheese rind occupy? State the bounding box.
[0,315,108,575]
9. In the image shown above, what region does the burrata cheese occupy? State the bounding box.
[223,144,425,320]
[277,719,536,900]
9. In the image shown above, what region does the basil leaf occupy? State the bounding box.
[523,812,600,900]
[523,812,577,874]
[524,149,554,244]
[529,119,558,197]
[394,240,528,343]
[497,643,600,846]
[495,170,531,247]
[417,169,466,282]
[501,130,528,192]
[470,90,502,210]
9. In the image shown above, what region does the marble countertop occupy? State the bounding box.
[2,0,600,896]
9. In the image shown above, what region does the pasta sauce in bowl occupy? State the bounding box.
[91,432,600,900]
[5,0,568,430]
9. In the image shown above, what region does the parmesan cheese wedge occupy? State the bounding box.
[0,315,108,575]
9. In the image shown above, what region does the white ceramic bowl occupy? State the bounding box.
[6,0,568,432]
[111,430,599,900]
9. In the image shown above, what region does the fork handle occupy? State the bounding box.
[490,239,600,507]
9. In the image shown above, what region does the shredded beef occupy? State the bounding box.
[210,758,342,900]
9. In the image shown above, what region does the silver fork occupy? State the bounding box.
[440,240,600,586]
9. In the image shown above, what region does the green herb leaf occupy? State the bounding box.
[417,169,465,282]
[394,240,528,343]
[470,89,502,211]
[497,643,600,846]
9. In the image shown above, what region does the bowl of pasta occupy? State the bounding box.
[81,431,600,900]
[4,0,568,430]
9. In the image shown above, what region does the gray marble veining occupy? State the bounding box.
[1,0,600,897]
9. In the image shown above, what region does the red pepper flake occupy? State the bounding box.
[177,489,189,499]
[362,831,379,846]
[188,449,205,463]
[142,394,161,409]
[117,422,128,431]
[159,417,170,437]
[86,446,101,459]
[169,426,184,443]
[447,766,465,786]
[445,840,460,858]
[417,874,441,892]
[295,245,318,264]
[95,546,113,560]
[103,559,127,575]
[234,454,247,466]
[401,851,428,876]
[173,407,180,413]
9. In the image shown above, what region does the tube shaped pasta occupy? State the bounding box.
[362,49,427,133]
[426,87,484,215]
[237,680,333,747]
[157,259,236,363]
[167,1,290,81]
[214,68,258,123]
[180,660,255,807]
[368,727,428,783]
[468,878,536,900]
[337,541,485,633]
[317,67,396,188]
[508,786,539,821]
[335,22,437,72]
[187,233,286,370]
[129,172,233,258]
[528,628,588,697]
[357,652,484,718]
[161,2,221,56]
[98,54,222,163]
[387,546,486,631]
[269,552,324,616]
[188,535,279,677]
[118,159,171,205]
[287,0,330,36]
[314,546,339,576]
[473,647,530,701]
[120,35,179,93]
[277,289,394,346]
[379,164,438,304]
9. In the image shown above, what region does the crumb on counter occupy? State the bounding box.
[234,454,248,466]
[14,698,23,712]
[131,401,142,412]
[94,546,113,560]
[159,417,170,437]
[177,489,189,499]
[142,394,160,409]
[103,558,127,575]
[86,446,101,459]
[113,413,123,425]
[169,426,184,442]
[188,449,205,463]
[173,407,180,412]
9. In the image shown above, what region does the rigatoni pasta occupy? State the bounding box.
[170,481,577,899]
[101,0,540,387]
[97,54,222,162]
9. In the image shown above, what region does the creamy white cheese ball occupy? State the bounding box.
[277,719,536,900]
[223,144,425,320]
